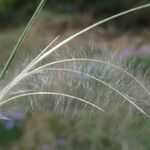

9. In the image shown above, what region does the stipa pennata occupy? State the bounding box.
[0,1,150,121]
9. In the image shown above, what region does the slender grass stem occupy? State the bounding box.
[0,0,46,80]
[0,92,104,113]
[31,36,60,64]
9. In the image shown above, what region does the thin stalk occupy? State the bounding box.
[0,92,104,113]
[0,0,46,80]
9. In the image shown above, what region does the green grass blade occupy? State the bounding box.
[0,0,46,80]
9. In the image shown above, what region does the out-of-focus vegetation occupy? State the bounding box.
[0,0,37,28]
[0,120,23,146]
[126,56,150,73]
[0,0,150,28]
[0,112,150,150]
[0,0,149,13]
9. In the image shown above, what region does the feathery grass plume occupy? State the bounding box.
[0,1,150,121]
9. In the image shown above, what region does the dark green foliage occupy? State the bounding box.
[0,0,150,29]
[0,0,149,13]
[0,0,38,27]
[0,0,22,12]
[0,0,32,12]
[0,121,23,146]
[46,0,149,14]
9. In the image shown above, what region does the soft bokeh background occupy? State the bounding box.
[0,0,150,149]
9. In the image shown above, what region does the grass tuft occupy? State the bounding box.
[0,1,150,120]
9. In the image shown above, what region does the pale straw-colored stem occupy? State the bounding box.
[0,92,104,113]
